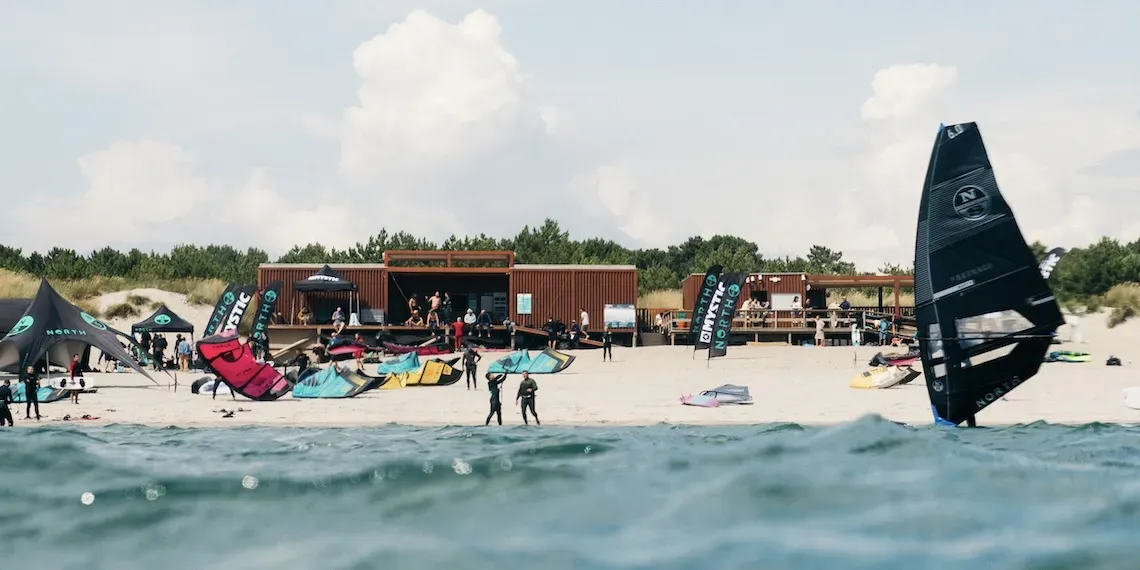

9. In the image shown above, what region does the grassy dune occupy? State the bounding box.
[1103,283,1140,328]
[0,270,227,317]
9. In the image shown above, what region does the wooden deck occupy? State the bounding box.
[664,308,915,345]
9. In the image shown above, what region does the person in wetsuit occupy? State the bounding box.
[463,346,482,390]
[485,373,507,426]
[68,353,84,404]
[0,379,14,426]
[966,415,977,427]
[516,371,539,425]
[21,364,40,420]
[602,326,613,362]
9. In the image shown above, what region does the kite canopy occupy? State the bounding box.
[293,265,357,292]
[196,330,292,401]
[132,303,195,335]
[0,278,155,383]
[486,348,575,375]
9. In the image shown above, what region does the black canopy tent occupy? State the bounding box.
[132,304,195,335]
[292,265,359,324]
[0,278,157,384]
[0,298,32,335]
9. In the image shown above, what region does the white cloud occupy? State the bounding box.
[860,64,958,121]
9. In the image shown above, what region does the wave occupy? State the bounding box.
[2,417,1140,569]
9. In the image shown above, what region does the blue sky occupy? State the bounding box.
[1,0,1137,268]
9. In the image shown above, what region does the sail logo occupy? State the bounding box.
[222,292,253,331]
[699,282,726,344]
[931,380,944,392]
[952,185,990,221]
[976,376,1024,409]
[264,290,278,303]
[1039,253,1061,279]
[945,124,965,139]
[81,312,107,330]
[8,315,33,336]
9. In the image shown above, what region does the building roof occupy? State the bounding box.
[513,264,638,270]
[258,263,386,269]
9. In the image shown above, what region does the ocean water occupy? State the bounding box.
[3,417,1140,570]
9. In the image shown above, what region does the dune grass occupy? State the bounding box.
[638,289,683,309]
[0,269,228,317]
[1104,283,1140,328]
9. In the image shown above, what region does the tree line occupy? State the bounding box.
[0,219,1136,301]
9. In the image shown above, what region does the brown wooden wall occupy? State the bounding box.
[257,265,387,324]
[509,267,638,330]
[680,272,807,310]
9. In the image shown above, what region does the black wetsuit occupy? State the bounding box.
[21,371,40,420]
[966,415,977,428]
[602,331,613,361]
[486,374,506,426]
[517,378,539,425]
[463,349,481,390]
[0,384,13,426]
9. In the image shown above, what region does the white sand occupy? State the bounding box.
[5,293,1138,428]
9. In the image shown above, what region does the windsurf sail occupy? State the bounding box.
[689,265,723,350]
[914,122,1064,426]
[290,365,371,398]
[1038,247,1066,280]
[375,351,420,375]
[202,283,241,337]
[249,280,282,353]
[390,357,463,386]
[707,272,746,360]
[699,384,753,404]
[10,382,68,403]
[196,331,292,401]
[486,348,575,375]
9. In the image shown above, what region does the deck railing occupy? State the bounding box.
[661,307,915,334]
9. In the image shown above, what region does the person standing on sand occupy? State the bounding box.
[463,346,482,390]
[485,373,506,426]
[602,326,613,361]
[453,317,465,351]
[68,353,84,404]
[516,371,540,425]
[0,379,14,426]
[22,364,40,420]
[814,316,826,347]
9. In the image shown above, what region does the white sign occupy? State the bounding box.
[603,304,635,328]
[516,293,532,315]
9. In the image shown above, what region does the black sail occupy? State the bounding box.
[690,265,723,350]
[914,122,1064,426]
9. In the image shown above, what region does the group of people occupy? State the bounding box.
[136,331,195,372]
[484,370,540,426]
[0,354,88,426]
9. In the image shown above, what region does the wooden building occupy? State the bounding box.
[258,250,638,351]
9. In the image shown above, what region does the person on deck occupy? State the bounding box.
[475,310,492,338]
[21,365,40,420]
[404,310,424,327]
[545,318,558,349]
[462,346,482,390]
[485,373,507,426]
[441,293,453,324]
[407,295,420,318]
[814,316,826,347]
[69,353,85,404]
[332,307,346,335]
[429,291,441,314]
[602,326,613,361]
[298,306,313,325]
[877,318,889,346]
[453,317,465,351]
[505,320,516,350]
[425,309,441,334]
[0,379,14,426]
[569,320,582,348]
[579,308,590,339]
[516,371,539,425]
[463,308,477,330]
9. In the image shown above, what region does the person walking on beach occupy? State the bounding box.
[463,346,482,390]
[22,364,40,420]
[602,326,613,361]
[485,373,506,426]
[516,371,540,425]
[0,379,14,426]
[176,335,192,372]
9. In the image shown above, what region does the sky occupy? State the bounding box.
[1,0,1138,270]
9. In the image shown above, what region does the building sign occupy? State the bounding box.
[516,293,532,315]
[603,304,635,328]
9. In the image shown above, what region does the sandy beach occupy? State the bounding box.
[4,290,1136,428]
